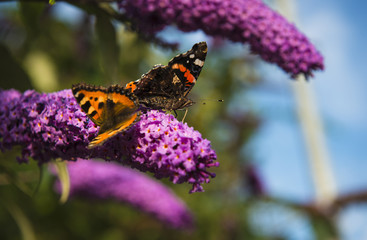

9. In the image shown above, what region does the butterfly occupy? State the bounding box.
[125,41,207,111]
[72,42,207,148]
[72,84,140,148]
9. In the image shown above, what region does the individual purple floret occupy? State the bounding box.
[52,159,193,229]
[119,0,324,78]
[0,89,218,193]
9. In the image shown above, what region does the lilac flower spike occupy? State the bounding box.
[0,89,218,192]
[53,160,193,229]
[120,0,324,78]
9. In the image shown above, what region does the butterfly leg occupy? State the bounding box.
[181,108,188,122]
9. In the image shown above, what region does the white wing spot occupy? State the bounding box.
[189,54,195,58]
[194,59,204,67]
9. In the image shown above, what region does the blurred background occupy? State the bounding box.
[0,0,367,239]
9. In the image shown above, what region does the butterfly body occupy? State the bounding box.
[138,95,194,111]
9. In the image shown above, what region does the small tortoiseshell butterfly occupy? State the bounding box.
[73,42,207,148]
[125,41,207,111]
[72,84,140,148]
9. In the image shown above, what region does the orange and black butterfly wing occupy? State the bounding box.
[123,42,207,111]
[125,79,139,93]
[72,83,107,126]
[132,65,181,98]
[168,42,207,96]
[134,42,208,98]
[91,85,140,146]
[72,84,140,148]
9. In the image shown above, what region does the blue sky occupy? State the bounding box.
[249,1,367,239]
[255,0,367,198]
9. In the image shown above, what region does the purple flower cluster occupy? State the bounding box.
[119,0,324,78]
[53,160,193,229]
[0,89,218,192]
[0,89,96,163]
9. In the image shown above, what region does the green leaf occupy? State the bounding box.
[49,0,56,5]
[53,160,70,204]
[24,51,59,92]
[2,201,36,240]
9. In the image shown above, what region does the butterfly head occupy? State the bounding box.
[174,98,195,110]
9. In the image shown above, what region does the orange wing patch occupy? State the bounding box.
[73,88,107,125]
[88,112,139,148]
[183,70,195,85]
[172,63,196,85]
[72,83,140,148]
[125,81,137,92]
[109,92,136,108]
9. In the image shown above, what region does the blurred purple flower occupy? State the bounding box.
[0,89,218,192]
[119,0,324,78]
[53,159,193,229]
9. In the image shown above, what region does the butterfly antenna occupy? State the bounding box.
[198,99,224,105]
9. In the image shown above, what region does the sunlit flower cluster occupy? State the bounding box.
[0,89,218,192]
